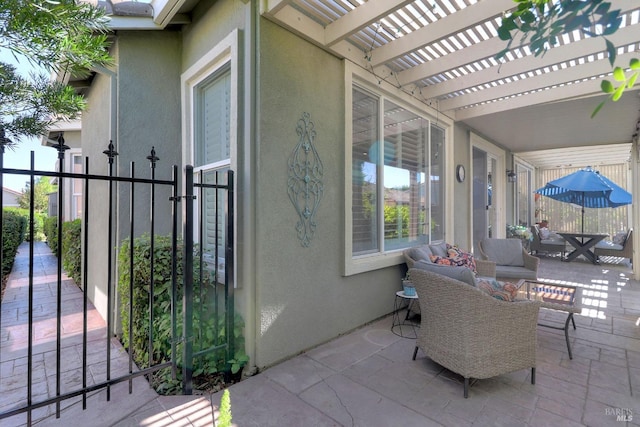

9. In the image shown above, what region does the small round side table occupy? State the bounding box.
[391,290,419,338]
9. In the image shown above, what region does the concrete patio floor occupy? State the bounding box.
[1,242,640,426]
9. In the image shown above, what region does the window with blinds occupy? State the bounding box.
[194,63,231,271]
[195,65,231,168]
[351,85,444,257]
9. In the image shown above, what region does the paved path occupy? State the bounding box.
[0,242,214,426]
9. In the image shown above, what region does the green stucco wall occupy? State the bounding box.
[254,19,400,367]
[82,32,182,329]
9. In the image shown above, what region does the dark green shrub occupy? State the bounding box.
[3,208,46,241]
[62,219,82,286]
[118,234,247,394]
[44,216,58,253]
[2,209,27,279]
[31,212,46,241]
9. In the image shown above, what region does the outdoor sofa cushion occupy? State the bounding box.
[404,243,496,278]
[413,260,476,286]
[594,229,632,260]
[480,238,524,267]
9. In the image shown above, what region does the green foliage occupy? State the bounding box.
[18,176,56,214]
[43,215,58,253]
[62,219,82,286]
[117,234,248,394]
[496,0,621,61]
[593,58,640,117]
[496,0,636,115]
[42,217,82,286]
[384,205,410,239]
[1,208,26,279]
[0,0,113,144]
[3,207,46,241]
[217,389,232,427]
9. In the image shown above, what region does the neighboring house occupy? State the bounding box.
[2,187,22,208]
[73,0,640,372]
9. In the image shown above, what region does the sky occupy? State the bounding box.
[1,49,58,192]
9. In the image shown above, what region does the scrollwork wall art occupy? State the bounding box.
[287,112,324,247]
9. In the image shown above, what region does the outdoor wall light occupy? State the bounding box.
[507,170,517,183]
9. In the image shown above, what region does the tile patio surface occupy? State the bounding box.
[1,242,639,426]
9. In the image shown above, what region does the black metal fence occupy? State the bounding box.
[0,140,234,425]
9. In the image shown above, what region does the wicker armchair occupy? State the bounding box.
[478,238,539,281]
[410,268,540,398]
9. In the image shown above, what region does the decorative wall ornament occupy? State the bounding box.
[288,112,324,247]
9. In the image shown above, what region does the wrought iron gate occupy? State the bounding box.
[0,140,234,425]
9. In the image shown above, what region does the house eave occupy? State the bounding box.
[151,0,186,28]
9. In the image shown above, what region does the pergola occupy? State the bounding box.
[260,1,639,156]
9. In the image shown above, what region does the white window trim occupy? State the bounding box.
[469,132,507,239]
[344,61,453,276]
[181,29,239,285]
[70,150,83,221]
[181,30,238,173]
[514,156,535,226]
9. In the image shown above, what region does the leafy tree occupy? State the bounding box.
[0,0,113,147]
[496,0,638,116]
[18,175,56,213]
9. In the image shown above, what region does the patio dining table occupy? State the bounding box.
[557,232,608,264]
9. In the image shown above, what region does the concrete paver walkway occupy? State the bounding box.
[0,242,205,426]
[2,242,640,426]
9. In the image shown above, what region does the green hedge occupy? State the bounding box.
[42,217,82,287]
[43,216,58,253]
[62,219,82,286]
[3,207,46,241]
[118,234,247,394]
[2,209,27,279]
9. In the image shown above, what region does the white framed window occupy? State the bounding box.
[345,67,450,275]
[515,160,534,227]
[71,153,83,220]
[182,30,238,283]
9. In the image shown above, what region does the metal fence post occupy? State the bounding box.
[182,165,194,395]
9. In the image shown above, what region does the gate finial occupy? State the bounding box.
[52,133,70,160]
[103,140,119,164]
[147,146,159,169]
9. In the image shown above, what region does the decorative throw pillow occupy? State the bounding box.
[476,279,518,302]
[447,245,463,258]
[429,255,455,266]
[539,227,551,240]
[446,246,477,274]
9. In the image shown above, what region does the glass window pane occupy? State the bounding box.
[382,100,428,250]
[517,167,530,226]
[352,88,379,255]
[202,168,228,282]
[430,124,445,241]
[195,67,231,167]
[72,155,83,219]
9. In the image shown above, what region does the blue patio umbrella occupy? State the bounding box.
[534,166,632,233]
